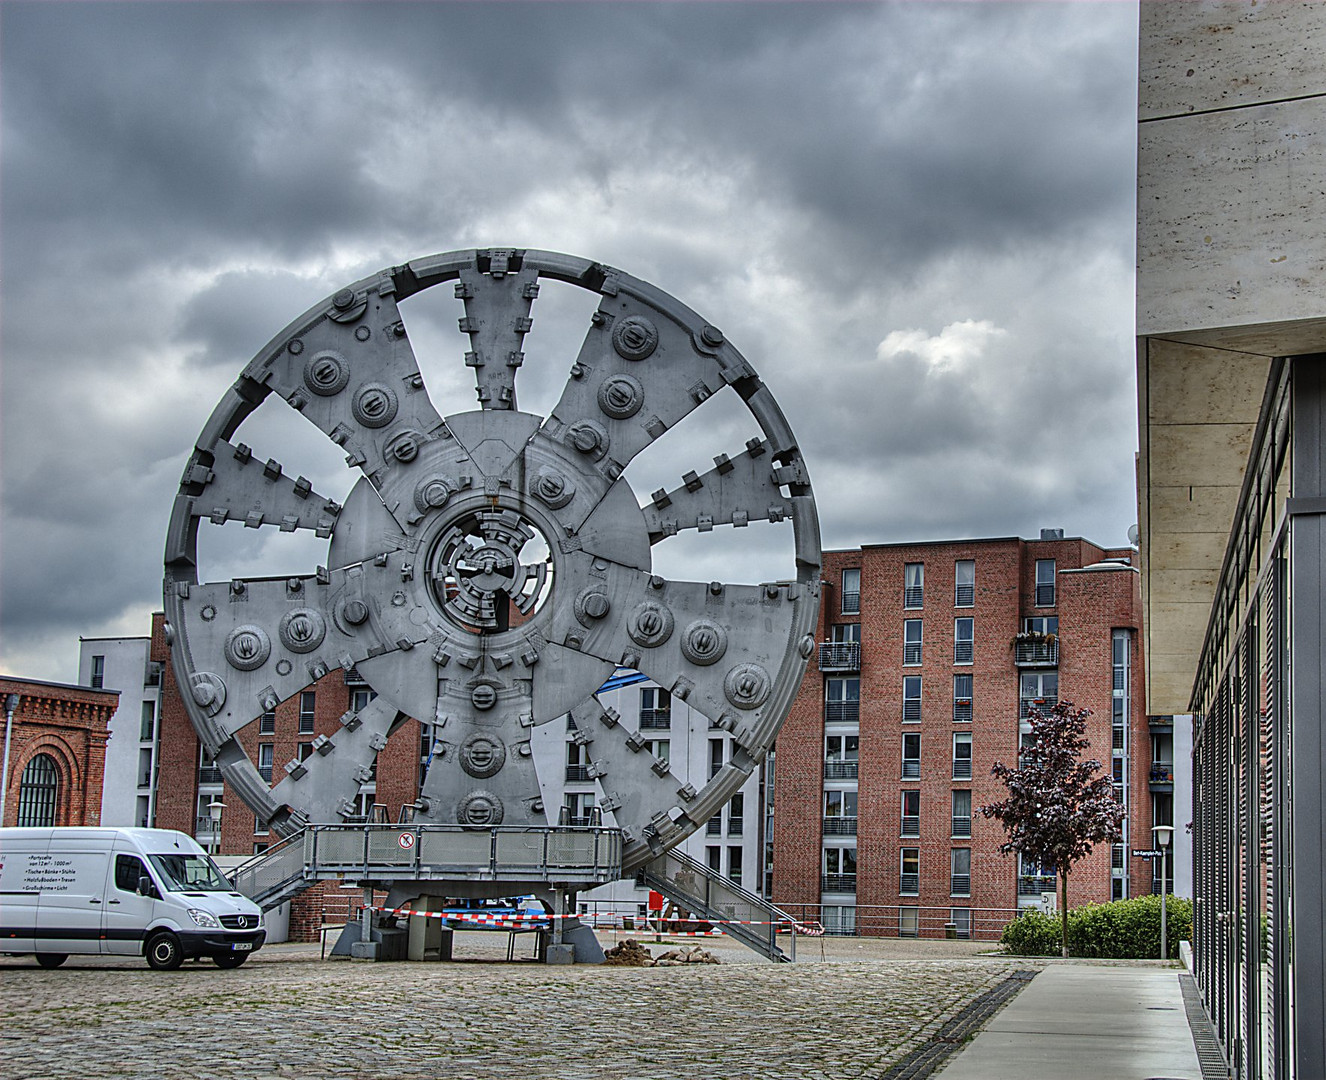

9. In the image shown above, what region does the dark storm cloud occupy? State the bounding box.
[0,2,1140,681]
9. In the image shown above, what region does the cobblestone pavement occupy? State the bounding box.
[0,935,1041,1080]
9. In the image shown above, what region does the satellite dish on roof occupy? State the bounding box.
[1127,523,1139,546]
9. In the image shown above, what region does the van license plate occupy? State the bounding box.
[233,943,252,951]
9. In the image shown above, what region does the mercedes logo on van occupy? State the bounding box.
[235,915,249,928]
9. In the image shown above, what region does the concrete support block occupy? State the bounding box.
[545,944,575,965]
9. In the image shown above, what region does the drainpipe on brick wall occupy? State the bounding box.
[1,692,20,825]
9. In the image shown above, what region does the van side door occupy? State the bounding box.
[103,853,157,956]
[34,849,109,956]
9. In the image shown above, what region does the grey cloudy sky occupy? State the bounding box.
[0,1,1140,685]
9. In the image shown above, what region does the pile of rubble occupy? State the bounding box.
[601,940,720,967]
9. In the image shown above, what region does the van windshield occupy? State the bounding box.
[148,853,231,892]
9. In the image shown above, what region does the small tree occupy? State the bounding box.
[981,701,1124,957]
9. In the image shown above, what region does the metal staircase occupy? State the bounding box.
[229,830,314,911]
[640,848,794,962]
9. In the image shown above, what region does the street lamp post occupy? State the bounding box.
[207,799,226,858]
[1153,824,1174,960]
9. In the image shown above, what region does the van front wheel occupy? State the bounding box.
[36,953,67,969]
[145,931,183,971]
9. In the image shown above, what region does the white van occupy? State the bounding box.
[0,827,265,970]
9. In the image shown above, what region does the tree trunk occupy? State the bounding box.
[1059,870,1069,958]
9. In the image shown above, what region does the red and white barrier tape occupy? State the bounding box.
[366,905,824,935]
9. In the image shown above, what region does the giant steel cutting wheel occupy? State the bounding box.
[164,248,820,872]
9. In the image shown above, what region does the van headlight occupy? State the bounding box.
[188,908,220,928]
[256,911,264,927]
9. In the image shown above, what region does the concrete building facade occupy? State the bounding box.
[1136,5,1326,1077]
[771,533,1162,939]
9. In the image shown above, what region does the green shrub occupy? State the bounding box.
[1000,895,1192,959]
[999,910,1062,956]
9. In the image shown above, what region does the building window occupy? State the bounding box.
[297,742,314,762]
[825,678,860,723]
[841,568,861,615]
[1035,558,1056,607]
[644,738,670,764]
[1020,672,1059,717]
[90,655,105,689]
[728,794,744,837]
[707,845,722,873]
[954,618,974,665]
[640,686,671,729]
[709,738,725,780]
[950,907,972,938]
[903,619,923,665]
[951,848,972,896]
[259,708,275,734]
[17,754,59,826]
[707,814,723,836]
[298,691,316,734]
[562,791,596,827]
[351,688,377,714]
[902,732,921,779]
[825,734,859,779]
[727,846,743,886]
[253,842,270,856]
[823,847,857,892]
[953,674,973,722]
[901,789,920,837]
[823,905,857,936]
[952,789,972,838]
[824,790,858,836]
[140,701,155,742]
[955,560,975,607]
[952,732,973,780]
[904,563,924,608]
[257,743,274,782]
[254,813,269,837]
[899,906,920,937]
[900,848,920,895]
[902,676,922,722]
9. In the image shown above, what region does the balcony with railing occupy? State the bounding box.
[951,815,972,838]
[903,642,922,665]
[952,759,973,781]
[824,759,859,780]
[1020,696,1058,718]
[902,699,921,723]
[954,641,973,664]
[955,583,975,607]
[825,701,860,724]
[1150,762,1175,789]
[823,816,858,836]
[258,765,273,782]
[1035,583,1055,607]
[1013,635,1059,666]
[902,759,920,780]
[904,585,923,609]
[901,815,920,838]
[953,698,973,722]
[565,764,592,782]
[198,766,224,785]
[899,872,919,895]
[1018,874,1057,897]
[950,874,971,896]
[841,591,861,615]
[822,873,857,893]
[639,709,671,730]
[818,642,861,672]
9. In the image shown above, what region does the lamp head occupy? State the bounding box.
[1152,824,1174,848]
[207,799,227,824]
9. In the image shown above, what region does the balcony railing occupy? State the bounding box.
[902,700,921,722]
[824,760,859,779]
[818,642,861,672]
[825,701,860,724]
[821,873,857,893]
[1113,725,1126,750]
[952,815,972,838]
[841,591,861,615]
[904,586,923,609]
[1020,696,1058,718]
[952,759,973,780]
[1018,874,1057,897]
[823,816,858,836]
[950,874,971,896]
[903,642,922,665]
[1150,763,1175,785]
[902,759,920,780]
[198,766,223,784]
[639,709,671,730]
[901,815,920,837]
[954,642,973,664]
[565,764,591,782]
[1035,584,1055,607]
[953,698,973,722]
[258,765,273,782]
[194,816,218,836]
[899,872,919,895]
[1013,639,1059,666]
[955,583,975,607]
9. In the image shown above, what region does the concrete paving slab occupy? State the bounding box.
[935,964,1202,1080]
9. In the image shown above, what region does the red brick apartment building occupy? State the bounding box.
[771,531,1165,939]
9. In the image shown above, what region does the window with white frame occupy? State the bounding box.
[640,686,671,729]
[824,790,858,836]
[825,678,860,723]
[953,674,973,722]
[901,789,920,837]
[823,847,857,891]
[950,847,972,896]
[902,676,922,722]
[955,560,975,607]
[950,907,972,938]
[257,743,274,781]
[903,619,923,665]
[298,691,316,734]
[1035,558,1056,607]
[899,906,919,937]
[952,789,972,838]
[904,563,924,608]
[825,734,859,779]
[952,732,973,779]
[351,688,377,714]
[954,618,974,664]
[841,568,861,614]
[900,848,920,894]
[1020,671,1059,717]
[902,732,921,778]
[727,845,743,885]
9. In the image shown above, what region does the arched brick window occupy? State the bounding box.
[17,753,59,827]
